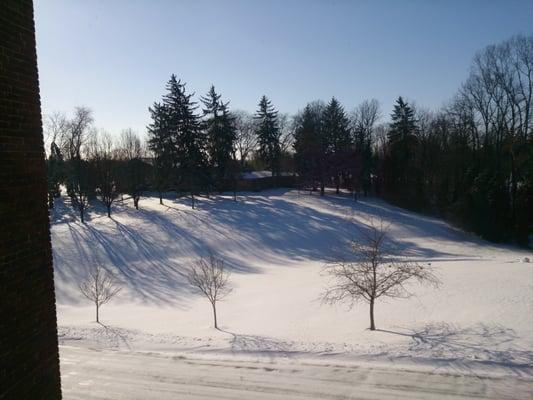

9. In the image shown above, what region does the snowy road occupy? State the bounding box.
[60,346,533,400]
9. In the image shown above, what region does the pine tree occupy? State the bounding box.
[46,141,65,209]
[147,102,173,204]
[388,96,417,144]
[201,85,236,191]
[293,102,327,194]
[153,75,207,208]
[322,98,352,194]
[166,76,206,207]
[386,96,419,198]
[254,95,281,176]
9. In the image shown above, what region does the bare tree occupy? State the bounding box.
[43,112,69,208]
[187,255,232,329]
[351,99,381,143]
[79,264,122,323]
[44,111,69,158]
[61,106,94,161]
[322,217,440,331]
[351,99,381,197]
[232,110,257,167]
[89,131,120,217]
[118,128,143,161]
[61,107,94,223]
[117,129,146,210]
[278,112,295,154]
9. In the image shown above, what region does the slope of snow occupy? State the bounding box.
[51,189,533,379]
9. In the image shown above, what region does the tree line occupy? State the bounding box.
[46,35,533,244]
[377,35,533,244]
[46,108,151,222]
[293,35,533,244]
[44,82,293,217]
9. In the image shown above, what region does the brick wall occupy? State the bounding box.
[0,1,62,399]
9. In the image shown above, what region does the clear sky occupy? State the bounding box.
[34,0,533,136]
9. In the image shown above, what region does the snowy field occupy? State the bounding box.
[51,189,533,398]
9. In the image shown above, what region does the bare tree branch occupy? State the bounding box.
[322,216,440,330]
[232,110,257,167]
[187,254,232,329]
[79,264,122,323]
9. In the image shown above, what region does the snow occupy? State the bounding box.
[240,170,293,179]
[240,170,272,179]
[51,189,533,396]
[60,346,533,400]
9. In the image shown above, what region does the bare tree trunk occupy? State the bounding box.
[107,205,111,218]
[369,298,375,331]
[320,181,325,196]
[159,192,163,205]
[134,196,139,210]
[233,175,238,202]
[212,301,218,329]
[510,152,517,234]
[191,192,195,209]
[80,206,85,223]
[353,176,358,202]
[96,302,99,323]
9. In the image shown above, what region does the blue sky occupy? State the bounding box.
[34,0,533,135]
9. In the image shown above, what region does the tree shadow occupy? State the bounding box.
[51,189,464,307]
[186,189,459,264]
[50,195,114,224]
[376,323,533,375]
[217,328,299,360]
[96,321,132,350]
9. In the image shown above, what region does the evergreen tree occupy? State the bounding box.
[147,102,173,205]
[386,96,419,200]
[46,141,65,209]
[254,95,281,176]
[201,85,236,191]
[163,75,206,208]
[388,96,417,143]
[149,75,207,208]
[293,102,327,194]
[322,97,352,194]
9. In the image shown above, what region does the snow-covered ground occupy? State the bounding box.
[60,346,533,400]
[51,189,533,397]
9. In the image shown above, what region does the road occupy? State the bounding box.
[60,346,533,400]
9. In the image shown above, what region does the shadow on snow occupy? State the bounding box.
[52,189,464,307]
